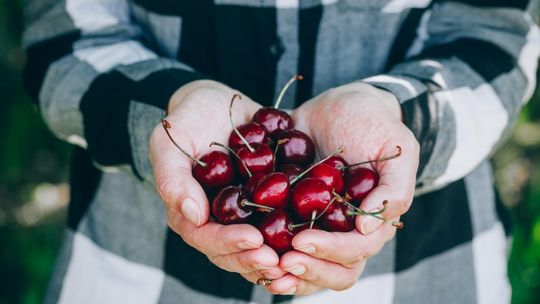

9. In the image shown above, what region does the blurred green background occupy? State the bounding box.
[1,0,539,303]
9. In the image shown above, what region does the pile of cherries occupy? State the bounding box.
[162,75,402,255]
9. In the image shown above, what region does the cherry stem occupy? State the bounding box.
[309,211,316,229]
[229,94,255,153]
[342,146,402,171]
[290,145,345,185]
[161,120,207,167]
[273,138,290,171]
[240,199,275,212]
[344,201,403,229]
[288,196,338,230]
[209,142,252,178]
[274,74,303,109]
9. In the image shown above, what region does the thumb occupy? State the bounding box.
[150,123,210,227]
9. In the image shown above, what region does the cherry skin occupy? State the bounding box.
[292,178,333,221]
[212,186,253,224]
[252,108,294,139]
[259,209,296,255]
[279,163,304,181]
[245,172,266,195]
[228,122,268,151]
[323,156,348,172]
[192,151,235,192]
[235,143,274,179]
[319,203,355,232]
[276,130,315,166]
[345,167,379,203]
[306,163,345,194]
[252,172,290,210]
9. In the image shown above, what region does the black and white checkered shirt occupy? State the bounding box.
[23,0,540,303]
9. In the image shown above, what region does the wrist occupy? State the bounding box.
[168,80,229,114]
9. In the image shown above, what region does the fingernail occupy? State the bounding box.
[181,198,200,226]
[295,245,316,254]
[238,241,259,250]
[360,216,382,235]
[285,265,306,276]
[284,287,297,295]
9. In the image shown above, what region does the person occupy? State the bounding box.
[22,0,540,303]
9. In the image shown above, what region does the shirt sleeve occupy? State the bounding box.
[22,0,205,182]
[362,0,540,193]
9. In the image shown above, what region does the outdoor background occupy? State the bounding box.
[1,0,539,303]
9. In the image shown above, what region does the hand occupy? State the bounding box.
[149,80,286,283]
[263,82,419,295]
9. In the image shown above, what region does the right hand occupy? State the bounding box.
[150,80,286,283]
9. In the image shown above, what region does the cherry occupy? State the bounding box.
[252,75,302,138]
[323,156,348,171]
[279,163,304,181]
[275,130,315,166]
[345,167,379,203]
[236,143,274,179]
[252,172,290,210]
[306,163,345,194]
[212,186,253,224]
[228,122,267,151]
[259,210,296,255]
[161,120,235,191]
[319,203,355,232]
[291,178,333,221]
[245,172,266,194]
[193,151,236,191]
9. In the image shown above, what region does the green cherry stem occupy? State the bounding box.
[290,145,345,185]
[288,196,339,231]
[161,119,207,167]
[344,201,404,229]
[229,94,255,153]
[273,138,290,171]
[240,199,275,212]
[210,142,252,178]
[274,74,303,109]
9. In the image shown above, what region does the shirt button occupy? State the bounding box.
[269,38,285,57]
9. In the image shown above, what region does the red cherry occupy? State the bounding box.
[252,108,294,139]
[279,163,304,181]
[291,178,333,221]
[235,143,274,179]
[323,156,348,172]
[345,167,379,203]
[276,130,315,166]
[245,172,266,195]
[252,172,290,210]
[192,151,235,191]
[259,210,296,255]
[212,186,253,224]
[306,163,344,194]
[228,122,268,151]
[319,203,355,232]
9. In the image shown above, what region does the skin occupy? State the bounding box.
[150,80,419,296]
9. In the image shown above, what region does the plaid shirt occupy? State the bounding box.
[23,0,540,303]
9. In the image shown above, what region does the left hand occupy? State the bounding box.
[262,82,420,295]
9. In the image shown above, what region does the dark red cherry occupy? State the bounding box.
[279,163,304,181]
[252,172,290,210]
[252,108,294,139]
[235,143,274,179]
[212,186,252,224]
[345,167,379,203]
[319,203,355,232]
[245,173,266,195]
[228,122,268,151]
[323,156,348,172]
[259,210,296,255]
[291,178,333,221]
[306,163,345,194]
[276,130,315,166]
[192,151,235,191]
